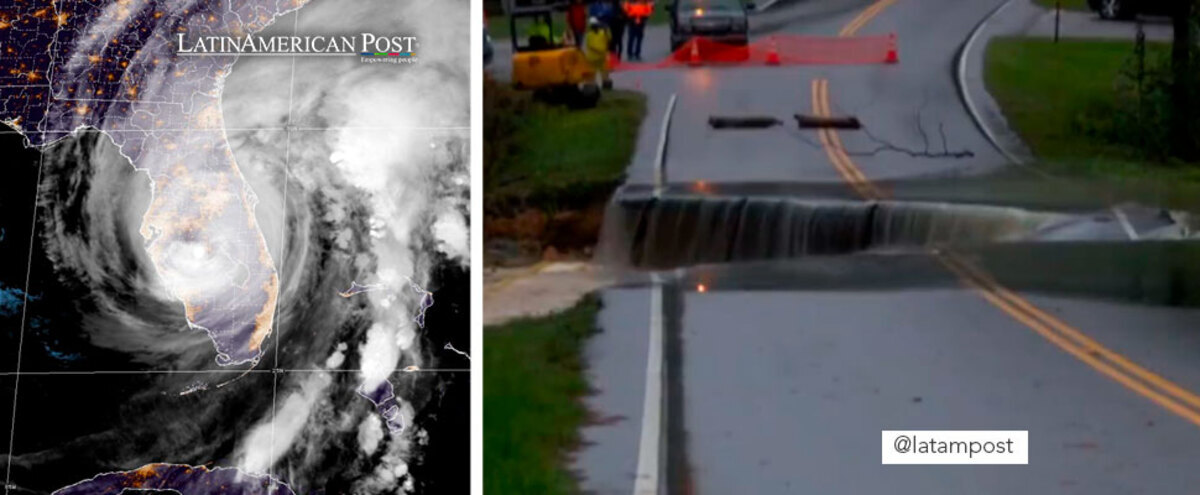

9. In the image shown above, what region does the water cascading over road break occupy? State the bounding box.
[598,193,1194,270]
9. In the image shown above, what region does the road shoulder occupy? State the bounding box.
[957,0,1041,165]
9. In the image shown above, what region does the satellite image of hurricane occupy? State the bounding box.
[0,0,469,493]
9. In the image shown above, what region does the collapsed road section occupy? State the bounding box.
[602,192,1196,270]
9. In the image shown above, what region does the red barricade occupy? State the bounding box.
[613,34,898,71]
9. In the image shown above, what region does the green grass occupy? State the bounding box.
[486,86,647,213]
[984,37,1200,192]
[1033,0,1090,11]
[484,296,601,495]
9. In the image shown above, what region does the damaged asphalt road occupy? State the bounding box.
[573,0,1200,494]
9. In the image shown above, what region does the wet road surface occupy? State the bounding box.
[616,0,1012,186]
[574,0,1200,493]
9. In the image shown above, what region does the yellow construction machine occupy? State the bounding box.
[509,3,601,108]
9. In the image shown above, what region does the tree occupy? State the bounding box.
[1169,0,1197,160]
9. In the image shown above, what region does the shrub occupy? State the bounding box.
[1081,28,1200,162]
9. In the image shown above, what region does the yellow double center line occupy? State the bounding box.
[839,0,897,37]
[939,252,1200,427]
[811,0,1200,429]
[812,0,895,200]
[810,79,885,200]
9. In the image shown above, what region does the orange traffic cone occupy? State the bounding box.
[765,38,780,66]
[688,39,702,67]
[885,33,898,64]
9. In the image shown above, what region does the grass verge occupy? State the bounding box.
[484,295,601,494]
[1033,0,1090,11]
[486,81,646,215]
[984,37,1200,198]
[484,78,645,263]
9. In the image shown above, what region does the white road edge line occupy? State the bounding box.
[633,274,665,495]
[956,0,1026,166]
[653,94,678,197]
[756,0,782,12]
[1111,206,1140,240]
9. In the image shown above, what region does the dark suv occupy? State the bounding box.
[668,0,755,52]
[1087,0,1172,20]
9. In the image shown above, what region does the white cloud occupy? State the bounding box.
[219,0,469,484]
[432,206,469,263]
[237,372,333,473]
[324,342,346,369]
[359,322,402,391]
[358,414,384,455]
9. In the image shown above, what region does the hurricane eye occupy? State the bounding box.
[189,244,209,260]
[170,242,215,273]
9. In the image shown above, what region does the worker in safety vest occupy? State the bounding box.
[622,0,653,61]
[583,17,613,89]
[525,16,556,49]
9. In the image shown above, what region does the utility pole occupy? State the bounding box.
[1135,19,1145,115]
[1169,0,1195,159]
[1054,0,1060,43]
